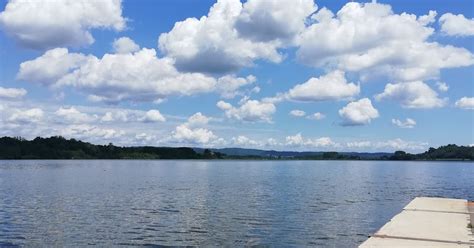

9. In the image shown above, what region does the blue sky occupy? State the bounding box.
[0,0,473,152]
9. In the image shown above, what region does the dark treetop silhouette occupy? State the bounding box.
[0,136,472,160]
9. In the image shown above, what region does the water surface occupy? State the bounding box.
[0,160,472,247]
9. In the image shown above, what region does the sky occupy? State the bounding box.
[0,0,473,152]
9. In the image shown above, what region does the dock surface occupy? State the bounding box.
[360,197,474,247]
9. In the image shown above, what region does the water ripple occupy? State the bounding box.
[0,160,472,247]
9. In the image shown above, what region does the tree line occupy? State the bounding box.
[0,136,472,160]
[0,136,223,159]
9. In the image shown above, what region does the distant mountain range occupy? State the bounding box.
[193,148,392,160]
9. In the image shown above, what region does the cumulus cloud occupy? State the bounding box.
[55,107,97,123]
[17,48,91,85]
[286,70,359,102]
[0,86,27,100]
[140,110,166,122]
[169,112,220,145]
[17,46,255,103]
[162,112,225,146]
[158,0,284,74]
[0,102,178,145]
[217,99,276,123]
[235,0,316,42]
[455,97,474,110]
[289,109,306,117]
[307,112,325,120]
[8,108,44,123]
[101,110,130,122]
[436,82,449,92]
[345,138,427,152]
[392,118,416,128]
[113,37,140,54]
[231,135,260,147]
[0,0,126,49]
[171,124,217,145]
[216,75,257,99]
[439,13,474,36]
[187,112,210,126]
[297,2,474,81]
[378,138,428,151]
[0,100,436,152]
[285,133,336,148]
[338,98,379,126]
[375,81,446,108]
[60,124,124,140]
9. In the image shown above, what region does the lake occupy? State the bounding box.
[0,160,472,247]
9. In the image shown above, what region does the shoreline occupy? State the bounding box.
[1,158,473,162]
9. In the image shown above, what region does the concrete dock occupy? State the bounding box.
[360,197,474,247]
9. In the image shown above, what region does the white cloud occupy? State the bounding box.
[171,124,217,145]
[418,10,437,26]
[392,118,416,128]
[0,102,181,145]
[0,0,126,49]
[436,81,449,92]
[140,109,166,122]
[113,37,140,54]
[376,138,427,151]
[235,0,317,42]
[297,2,474,81]
[231,135,260,147]
[217,99,276,123]
[455,97,474,110]
[158,0,283,74]
[439,13,474,37]
[166,112,220,145]
[17,46,256,103]
[216,75,256,98]
[101,110,130,122]
[346,141,372,149]
[8,108,44,123]
[0,86,27,100]
[55,48,217,103]
[287,70,359,102]
[289,109,306,117]
[187,112,210,126]
[101,109,167,123]
[345,138,427,152]
[311,137,336,147]
[17,48,91,86]
[285,133,304,146]
[55,107,97,123]
[307,112,325,120]
[60,124,124,140]
[375,81,446,108]
[134,132,157,144]
[338,98,379,126]
[216,101,233,110]
[285,133,336,148]
[0,100,437,152]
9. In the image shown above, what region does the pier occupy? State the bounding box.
[360,197,474,247]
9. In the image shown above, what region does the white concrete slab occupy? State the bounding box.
[360,237,471,248]
[375,210,472,243]
[359,197,473,247]
[404,197,469,213]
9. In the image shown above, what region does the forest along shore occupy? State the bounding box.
[0,136,473,160]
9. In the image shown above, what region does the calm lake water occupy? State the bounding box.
[0,160,472,247]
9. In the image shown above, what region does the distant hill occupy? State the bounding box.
[193,147,391,160]
[0,136,472,160]
[389,144,474,160]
